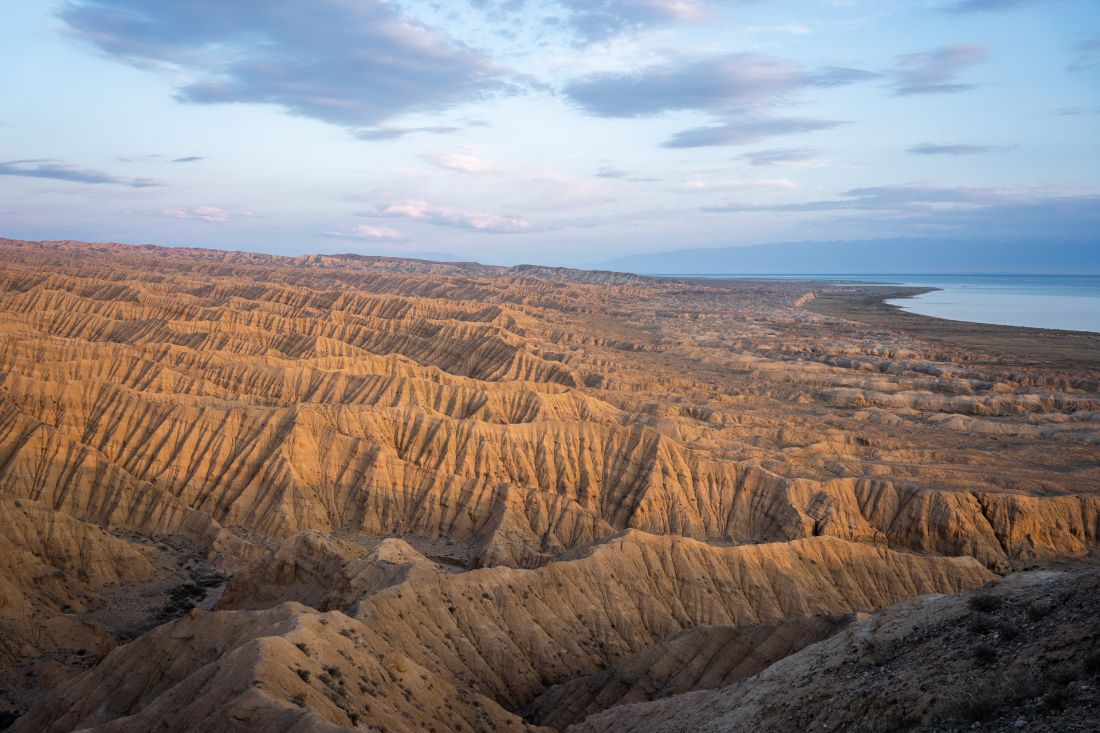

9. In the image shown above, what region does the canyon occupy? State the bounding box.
[0,238,1097,732]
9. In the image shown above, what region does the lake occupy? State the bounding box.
[654,274,1100,334]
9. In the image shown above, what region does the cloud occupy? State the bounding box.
[740,147,820,166]
[680,176,798,191]
[0,159,160,187]
[663,118,847,148]
[704,184,1003,213]
[368,200,532,233]
[595,165,662,182]
[596,165,630,179]
[162,206,232,223]
[558,0,708,43]
[891,44,987,95]
[1056,105,1100,116]
[1068,34,1100,72]
[172,156,204,163]
[738,24,812,36]
[701,184,1100,238]
[59,0,506,127]
[354,126,462,141]
[908,142,1015,155]
[325,225,405,241]
[940,0,1034,12]
[565,53,876,117]
[421,150,505,175]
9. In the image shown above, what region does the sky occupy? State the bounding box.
[1,0,1098,267]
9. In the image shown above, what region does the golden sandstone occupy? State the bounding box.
[0,239,1097,731]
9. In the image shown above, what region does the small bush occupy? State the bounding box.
[1027,599,1053,621]
[1043,686,1073,711]
[970,614,995,635]
[997,621,1020,641]
[968,594,1002,613]
[291,693,307,707]
[1083,649,1100,676]
[296,668,310,682]
[949,680,1001,722]
[295,642,311,656]
[1048,661,1082,686]
[1002,668,1046,703]
[871,709,921,732]
[974,643,997,666]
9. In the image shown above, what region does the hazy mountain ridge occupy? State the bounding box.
[601,239,1100,275]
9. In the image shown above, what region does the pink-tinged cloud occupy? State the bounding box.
[162,206,232,223]
[371,200,532,233]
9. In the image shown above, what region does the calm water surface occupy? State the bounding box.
[654,274,1100,334]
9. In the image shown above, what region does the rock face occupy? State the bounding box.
[0,237,1097,729]
[0,496,156,664]
[569,569,1100,733]
[11,533,993,733]
[523,615,854,729]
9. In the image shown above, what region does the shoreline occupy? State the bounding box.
[803,284,1100,370]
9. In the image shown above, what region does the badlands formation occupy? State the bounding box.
[0,238,1097,732]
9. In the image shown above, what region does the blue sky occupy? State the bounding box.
[1,0,1098,266]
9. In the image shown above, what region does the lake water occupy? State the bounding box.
[654,274,1100,334]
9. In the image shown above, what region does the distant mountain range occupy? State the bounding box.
[600,239,1100,275]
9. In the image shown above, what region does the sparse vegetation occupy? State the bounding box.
[1001,667,1047,704]
[1027,598,1054,621]
[969,613,994,635]
[973,643,997,666]
[1043,685,1074,711]
[1085,649,1100,676]
[296,668,310,682]
[997,620,1020,641]
[938,679,1001,723]
[968,594,1002,613]
[159,582,208,617]
[1048,661,1082,686]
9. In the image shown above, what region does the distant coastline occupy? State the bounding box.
[654,273,1100,336]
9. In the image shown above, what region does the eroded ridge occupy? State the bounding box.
[0,238,1097,730]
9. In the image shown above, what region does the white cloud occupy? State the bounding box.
[162,206,232,223]
[680,177,800,191]
[371,200,532,233]
[421,150,506,175]
[326,224,405,240]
